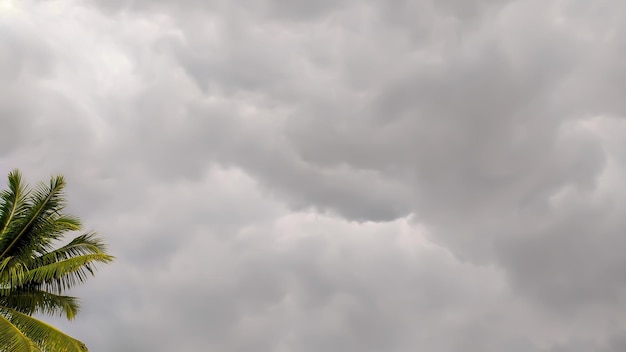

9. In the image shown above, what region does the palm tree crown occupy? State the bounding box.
[0,170,114,351]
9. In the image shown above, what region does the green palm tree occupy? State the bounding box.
[0,170,114,351]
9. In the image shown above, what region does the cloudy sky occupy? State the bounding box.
[2,0,626,350]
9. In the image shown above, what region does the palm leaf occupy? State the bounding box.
[0,170,29,246]
[0,175,66,259]
[34,233,109,265]
[23,254,114,294]
[0,312,40,352]
[29,215,82,254]
[0,290,80,320]
[0,306,87,351]
[0,257,28,293]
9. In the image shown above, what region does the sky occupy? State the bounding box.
[1,0,626,351]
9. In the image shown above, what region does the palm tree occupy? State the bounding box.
[0,170,114,351]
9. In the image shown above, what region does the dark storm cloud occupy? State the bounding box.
[3,0,626,351]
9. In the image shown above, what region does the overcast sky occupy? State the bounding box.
[2,0,626,351]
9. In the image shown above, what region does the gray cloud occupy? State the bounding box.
[3,0,626,350]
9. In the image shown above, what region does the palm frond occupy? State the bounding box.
[0,175,66,259]
[0,290,80,320]
[0,306,87,351]
[0,257,28,293]
[26,215,82,258]
[0,170,29,248]
[34,233,108,266]
[0,312,39,352]
[24,253,114,294]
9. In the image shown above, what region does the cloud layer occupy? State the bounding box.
[2,0,626,350]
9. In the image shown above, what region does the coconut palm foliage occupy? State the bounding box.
[0,170,114,351]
